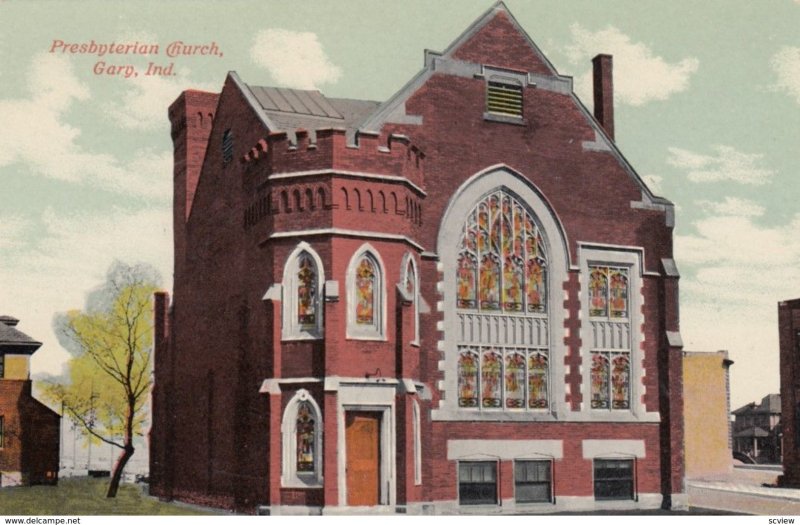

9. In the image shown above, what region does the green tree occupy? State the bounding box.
[45,262,159,498]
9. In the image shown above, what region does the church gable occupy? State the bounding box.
[448,5,556,76]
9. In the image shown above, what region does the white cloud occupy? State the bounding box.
[0,215,30,250]
[696,196,765,218]
[250,29,341,90]
[0,54,171,199]
[641,174,663,194]
[677,213,800,407]
[105,67,218,131]
[565,24,699,106]
[667,145,774,185]
[0,206,173,378]
[770,46,800,105]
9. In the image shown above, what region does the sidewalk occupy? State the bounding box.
[688,465,800,515]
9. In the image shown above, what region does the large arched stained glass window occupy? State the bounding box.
[457,191,547,313]
[456,190,550,411]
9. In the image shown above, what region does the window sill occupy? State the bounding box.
[281,333,323,342]
[346,334,387,342]
[483,112,526,126]
[281,478,323,489]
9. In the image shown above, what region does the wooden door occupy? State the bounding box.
[345,411,381,506]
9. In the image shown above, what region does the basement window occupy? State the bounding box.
[486,80,523,118]
[593,458,635,501]
[458,461,498,505]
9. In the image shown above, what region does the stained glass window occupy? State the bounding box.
[455,189,550,412]
[611,355,630,409]
[458,351,479,407]
[296,401,315,473]
[458,346,549,411]
[589,266,628,318]
[481,350,502,408]
[355,257,376,325]
[528,353,548,409]
[505,352,525,408]
[457,190,547,314]
[297,253,316,328]
[591,353,610,409]
[589,265,631,411]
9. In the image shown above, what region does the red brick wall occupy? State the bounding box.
[154,7,681,512]
[0,380,60,484]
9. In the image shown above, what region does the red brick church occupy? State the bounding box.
[150,2,685,514]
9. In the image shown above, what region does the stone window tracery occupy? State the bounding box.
[455,190,550,411]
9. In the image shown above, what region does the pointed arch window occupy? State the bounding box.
[347,247,385,339]
[456,189,550,412]
[282,244,324,340]
[281,390,323,487]
[403,255,420,346]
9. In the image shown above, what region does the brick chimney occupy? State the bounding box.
[592,54,614,140]
[168,90,219,276]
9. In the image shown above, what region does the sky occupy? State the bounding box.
[1,0,799,411]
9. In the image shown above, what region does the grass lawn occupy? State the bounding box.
[0,477,217,515]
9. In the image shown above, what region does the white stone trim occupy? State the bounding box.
[346,244,387,340]
[259,377,322,395]
[582,439,646,459]
[400,252,420,345]
[281,389,324,488]
[447,439,563,460]
[267,229,424,252]
[432,165,569,421]
[337,382,397,507]
[412,399,422,485]
[281,242,325,340]
[268,169,426,196]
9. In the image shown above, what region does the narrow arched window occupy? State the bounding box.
[282,244,324,339]
[355,257,376,325]
[403,256,420,345]
[296,253,317,329]
[296,401,316,473]
[347,247,384,338]
[281,390,323,487]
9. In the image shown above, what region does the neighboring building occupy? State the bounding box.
[151,3,685,514]
[59,415,149,480]
[779,299,800,486]
[683,351,734,478]
[732,394,782,464]
[0,315,60,486]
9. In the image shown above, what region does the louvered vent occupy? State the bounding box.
[486,81,523,118]
[222,129,234,164]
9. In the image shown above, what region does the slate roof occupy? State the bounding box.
[0,315,42,353]
[733,394,781,415]
[733,427,770,438]
[245,84,380,134]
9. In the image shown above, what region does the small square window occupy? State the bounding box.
[458,461,497,505]
[515,460,552,503]
[486,81,523,118]
[594,459,635,500]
